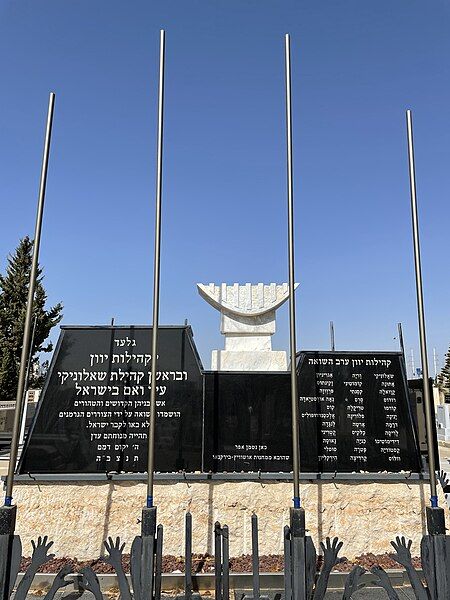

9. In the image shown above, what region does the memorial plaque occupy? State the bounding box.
[296,351,422,472]
[20,336,423,475]
[203,351,422,473]
[19,326,204,473]
[203,371,292,472]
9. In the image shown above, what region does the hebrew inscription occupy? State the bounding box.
[297,351,421,472]
[204,352,422,473]
[19,326,203,473]
[20,336,422,474]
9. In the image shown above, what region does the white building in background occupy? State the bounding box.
[434,380,450,444]
[436,403,450,443]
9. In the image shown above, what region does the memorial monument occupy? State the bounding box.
[197,282,299,370]
[18,325,423,475]
[2,30,449,600]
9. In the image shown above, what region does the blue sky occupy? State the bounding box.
[0,0,449,374]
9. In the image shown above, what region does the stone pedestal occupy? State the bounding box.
[9,478,449,560]
[197,283,298,371]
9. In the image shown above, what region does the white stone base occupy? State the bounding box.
[11,479,449,560]
[211,350,287,371]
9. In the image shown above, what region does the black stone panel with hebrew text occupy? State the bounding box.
[203,351,422,473]
[20,337,423,474]
[19,326,204,473]
[294,351,422,472]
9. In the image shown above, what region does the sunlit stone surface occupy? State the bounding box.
[12,479,448,560]
[197,282,299,371]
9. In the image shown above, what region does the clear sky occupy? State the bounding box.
[0,0,449,375]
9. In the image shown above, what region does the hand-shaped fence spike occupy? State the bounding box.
[14,536,55,600]
[104,536,132,600]
[1,523,447,600]
[370,566,400,600]
[312,537,343,600]
[341,565,366,599]
[437,469,449,491]
[390,536,428,600]
[438,469,450,509]
[1,536,72,600]
[80,566,104,600]
[43,564,73,600]
[391,536,414,567]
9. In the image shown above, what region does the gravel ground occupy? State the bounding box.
[19,552,419,574]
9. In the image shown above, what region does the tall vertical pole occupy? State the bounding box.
[146,29,165,510]
[330,321,335,351]
[284,36,307,600]
[405,110,440,516]
[397,322,405,358]
[23,317,38,402]
[4,92,55,506]
[19,316,38,446]
[433,348,437,379]
[411,348,415,378]
[139,32,166,600]
[285,33,300,509]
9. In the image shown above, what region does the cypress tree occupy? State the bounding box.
[437,345,450,391]
[0,237,63,401]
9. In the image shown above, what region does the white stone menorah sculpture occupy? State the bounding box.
[197,282,299,371]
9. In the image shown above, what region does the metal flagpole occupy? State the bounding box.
[330,321,335,351]
[4,92,55,507]
[23,317,38,403]
[285,36,307,600]
[397,322,405,358]
[18,316,38,446]
[433,348,437,379]
[405,110,444,533]
[139,31,166,600]
[285,33,301,510]
[146,28,165,510]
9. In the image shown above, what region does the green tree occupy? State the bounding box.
[437,345,450,390]
[0,237,63,401]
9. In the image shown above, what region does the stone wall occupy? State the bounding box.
[11,479,449,561]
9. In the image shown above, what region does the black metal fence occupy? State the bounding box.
[1,500,450,599]
[0,470,448,599]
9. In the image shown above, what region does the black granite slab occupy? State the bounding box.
[19,334,422,475]
[18,326,204,473]
[203,351,422,473]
